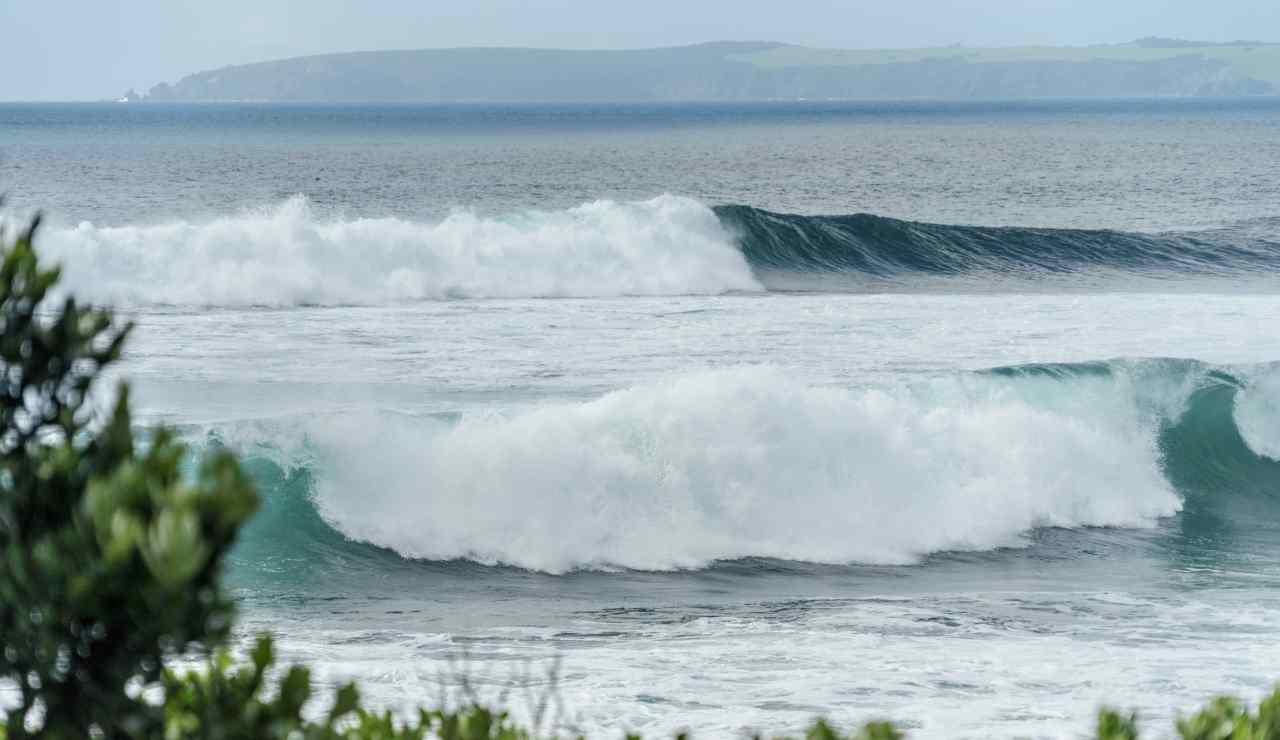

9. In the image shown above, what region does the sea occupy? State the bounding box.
[4,98,1280,738]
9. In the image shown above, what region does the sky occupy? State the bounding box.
[4,0,1279,100]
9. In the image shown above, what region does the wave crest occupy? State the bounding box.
[716,205,1280,283]
[206,363,1224,574]
[41,195,761,305]
[36,198,1280,305]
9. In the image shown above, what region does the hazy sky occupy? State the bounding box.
[5,0,1279,100]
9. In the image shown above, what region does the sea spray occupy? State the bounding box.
[1234,367,1280,461]
[197,363,1214,573]
[39,195,761,305]
[33,197,1280,307]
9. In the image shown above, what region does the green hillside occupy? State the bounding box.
[730,39,1280,84]
[143,39,1280,102]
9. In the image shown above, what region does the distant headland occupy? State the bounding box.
[131,38,1280,102]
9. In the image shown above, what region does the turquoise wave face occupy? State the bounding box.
[716,205,1280,279]
[989,359,1280,525]
[203,358,1280,585]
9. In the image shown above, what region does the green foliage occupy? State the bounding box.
[0,211,1276,739]
[1176,692,1280,740]
[1097,709,1140,740]
[0,215,258,737]
[799,718,902,740]
[161,633,533,740]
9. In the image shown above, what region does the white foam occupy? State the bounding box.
[1234,366,1280,460]
[293,366,1181,573]
[38,195,761,305]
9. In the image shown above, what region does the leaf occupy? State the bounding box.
[329,682,362,723]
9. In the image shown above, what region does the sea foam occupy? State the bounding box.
[287,366,1181,572]
[1234,366,1280,461]
[40,195,760,305]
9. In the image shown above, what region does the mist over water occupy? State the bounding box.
[9,99,1280,738]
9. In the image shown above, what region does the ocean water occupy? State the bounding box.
[5,98,1280,738]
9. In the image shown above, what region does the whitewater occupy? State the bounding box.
[36,195,1280,305]
[143,293,1280,739]
[39,195,760,304]
[8,98,1280,739]
[242,364,1189,573]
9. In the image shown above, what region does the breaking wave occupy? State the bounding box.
[196,359,1280,575]
[39,195,760,305]
[36,198,1280,306]
[717,206,1280,278]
